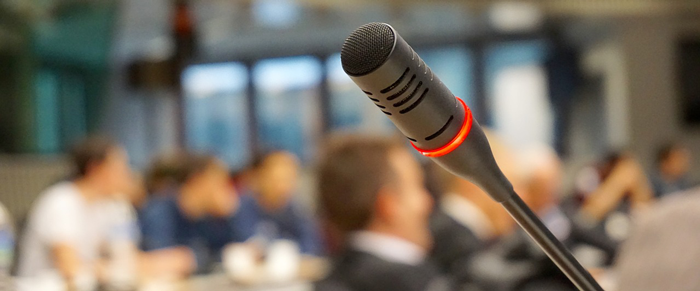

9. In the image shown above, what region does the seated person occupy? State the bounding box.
[140,153,239,275]
[428,130,523,290]
[520,145,618,267]
[571,152,653,253]
[233,151,321,255]
[651,142,693,198]
[615,186,700,291]
[143,150,189,197]
[135,151,189,234]
[315,135,449,291]
[17,137,137,289]
[472,145,578,291]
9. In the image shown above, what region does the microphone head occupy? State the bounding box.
[341,22,462,151]
[341,23,396,76]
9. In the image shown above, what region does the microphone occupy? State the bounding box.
[341,22,511,204]
[341,22,603,291]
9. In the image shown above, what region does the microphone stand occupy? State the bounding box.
[500,193,604,291]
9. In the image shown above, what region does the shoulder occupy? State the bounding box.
[284,199,314,220]
[315,252,367,291]
[42,182,80,201]
[106,198,135,213]
[140,197,182,236]
[32,182,82,212]
[330,251,410,280]
[429,209,483,267]
[142,196,179,220]
[101,199,137,221]
[239,193,258,206]
[642,187,700,224]
[429,209,453,231]
[235,194,261,216]
[324,251,441,291]
[430,209,478,241]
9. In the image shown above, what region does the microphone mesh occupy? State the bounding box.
[341,22,395,76]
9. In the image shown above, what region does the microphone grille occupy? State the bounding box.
[341,22,395,76]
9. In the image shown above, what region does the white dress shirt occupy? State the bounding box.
[349,231,427,266]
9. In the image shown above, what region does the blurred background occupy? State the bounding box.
[1,0,700,290]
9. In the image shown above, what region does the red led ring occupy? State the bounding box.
[410,97,473,158]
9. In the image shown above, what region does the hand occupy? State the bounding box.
[140,247,196,279]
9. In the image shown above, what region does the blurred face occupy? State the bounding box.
[256,153,299,210]
[455,178,514,237]
[93,147,132,196]
[382,148,433,249]
[526,158,563,214]
[663,148,691,179]
[123,174,147,207]
[199,160,238,217]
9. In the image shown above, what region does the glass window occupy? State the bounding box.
[252,0,302,28]
[416,46,475,111]
[485,40,549,83]
[183,62,250,170]
[60,73,88,147]
[34,69,89,153]
[326,53,395,134]
[253,56,322,162]
[485,40,552,147]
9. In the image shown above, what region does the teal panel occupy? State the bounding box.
[35,69,60,152]
[33,2,117,70]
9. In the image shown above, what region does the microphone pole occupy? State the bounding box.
[340,23,604,291]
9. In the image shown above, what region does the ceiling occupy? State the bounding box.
[5,0,700,63]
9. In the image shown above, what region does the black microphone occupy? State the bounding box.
[341,22,512,204]
[341,22,603,291]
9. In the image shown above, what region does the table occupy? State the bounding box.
[185,274,312,291]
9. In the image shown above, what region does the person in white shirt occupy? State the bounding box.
[0,201,14,290]
[17,136,135,290]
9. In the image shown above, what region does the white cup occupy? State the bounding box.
[265,240,300,283]
[224,243,257,283]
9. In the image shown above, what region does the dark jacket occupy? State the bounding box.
[429,209,486,291]
[316,249,451,291]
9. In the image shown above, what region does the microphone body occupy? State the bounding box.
[341,23,603,291]
[342,24,512,203]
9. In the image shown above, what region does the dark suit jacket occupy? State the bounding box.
[429,209,486,290]
[316,249,451,291]
[478,230,577,291]
[473,205,613,291]
[429,207,576,291]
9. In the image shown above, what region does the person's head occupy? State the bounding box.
[434,129,522,237]
[70,136,132,196]
[122,173,147,208]
[145,150,189,195]
[318,135,433,250]
[178,153,237,218]
[519,144,563,214]
[656,142,691,180]
[253,151,300,211]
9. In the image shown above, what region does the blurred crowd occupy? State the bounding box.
[3,132,698,291]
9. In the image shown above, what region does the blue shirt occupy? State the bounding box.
[140,194,242,273]
[651,172,692,198]
[232,194,322,255]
